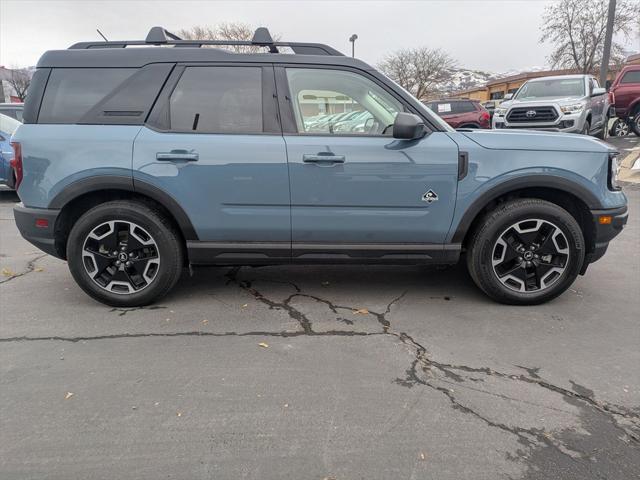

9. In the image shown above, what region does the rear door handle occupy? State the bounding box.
[156,150,199,162]
[302,154,345,164]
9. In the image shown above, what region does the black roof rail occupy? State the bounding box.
[68,26,344,56]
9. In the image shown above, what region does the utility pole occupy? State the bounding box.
[349,34,358,58]
[599,0,616,86]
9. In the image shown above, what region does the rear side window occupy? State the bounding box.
[620,70,640,84]
[39,68,135,124]
[169,66,263,133]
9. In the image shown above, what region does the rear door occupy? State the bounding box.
[277,66,460,262]
[133,64,291,261]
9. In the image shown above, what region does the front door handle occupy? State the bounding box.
[302,153,345,164]
[156,150,199,162]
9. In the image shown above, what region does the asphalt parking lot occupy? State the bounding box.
[1,147,639,479]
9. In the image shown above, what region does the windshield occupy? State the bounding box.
[514,78,585,100]
[0,112,21,136]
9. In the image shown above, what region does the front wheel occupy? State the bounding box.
[632,112,640,137]
[67,200,184,307]
[610,118,630,137]
[466,199,585,305]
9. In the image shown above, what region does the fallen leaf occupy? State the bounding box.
[1,268,15,277]
[34,267,44,272]
[420,452,427,460]
[242,304,248,308]
[258,342,269,348]
[176,411,182,417]
[64,392,74,400]
[201,319,209,325]
[284,403,289,408]
[353,308,369,315]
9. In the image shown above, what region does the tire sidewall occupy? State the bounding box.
[473,202,585,305]
[67,203,182,307]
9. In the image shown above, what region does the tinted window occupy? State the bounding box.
[426,101,476,115]
[620,70,640,84]
[39,68,135,123]
[285,68,403,135]
[169,67,262,133]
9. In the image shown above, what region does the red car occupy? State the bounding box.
[424,99,491,129]
[608,65,640,136]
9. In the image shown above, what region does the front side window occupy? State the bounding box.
[285,68,404,135]
[169,67,263,133]
[620,70,640,84]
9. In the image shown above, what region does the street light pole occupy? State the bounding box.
[349,34,358,58]
[599,0,616,86]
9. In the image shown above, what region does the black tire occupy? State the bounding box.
[594,118,608,140]
[581,119,591,135]
[632,112,640,137]
[67,200,184,307]
[466,198,585,305]
[610,118,630,137]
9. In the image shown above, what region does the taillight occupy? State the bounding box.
[9,142,23,190]
[609,91,615,106]
[480,111,490,122]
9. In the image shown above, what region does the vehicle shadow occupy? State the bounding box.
[169,261,487,304]
[0,190,19,204]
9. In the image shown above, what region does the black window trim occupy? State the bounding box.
[274,63,438,137]
[145,62,281,135]
[620,70,640,84]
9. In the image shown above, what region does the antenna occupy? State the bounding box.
[96,29,109,41]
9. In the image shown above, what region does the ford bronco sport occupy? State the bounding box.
[11,27,628,307]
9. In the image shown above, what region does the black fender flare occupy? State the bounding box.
[49,175,198,240]
[450,174,602,244]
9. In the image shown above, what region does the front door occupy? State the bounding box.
[133,64,290,261]
[278,66,460,261]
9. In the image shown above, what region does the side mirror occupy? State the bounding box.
[393,113,426,140]
[592,87,606,97]
[605,80,612,91]
[503,93,513,100]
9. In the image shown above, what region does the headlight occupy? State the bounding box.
[495,107,507,117]
[560,103,584,114]
[609,152,621,191]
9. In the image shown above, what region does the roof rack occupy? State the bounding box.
[69,26,344,56]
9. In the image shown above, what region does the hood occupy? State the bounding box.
[508,96,583,106]
[460,129,615,154]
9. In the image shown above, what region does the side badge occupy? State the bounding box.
[422,190,438,204]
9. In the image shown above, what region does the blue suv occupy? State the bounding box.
[10,27,628,307]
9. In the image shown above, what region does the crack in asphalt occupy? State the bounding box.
[0,254,47,284]
[2,264,638,465]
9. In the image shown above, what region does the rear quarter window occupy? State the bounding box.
[38,68,135,124]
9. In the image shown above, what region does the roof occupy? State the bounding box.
[485,68,581,86]
[37,47,374,70]
[37,26,373,71]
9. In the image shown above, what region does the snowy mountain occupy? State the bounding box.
[436,66,549,95]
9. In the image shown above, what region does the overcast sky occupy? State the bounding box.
[1,0,639,73]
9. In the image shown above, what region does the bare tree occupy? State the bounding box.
[378,47,456,100]
[178,22,280,53]
[540,0,640,73]
[7,68,31,101]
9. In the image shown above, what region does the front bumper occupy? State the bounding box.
[14,203,62,258]
[493,109,585,133]
[581,205,628,273]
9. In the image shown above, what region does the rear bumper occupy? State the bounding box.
[581,205,628,272]
[13,204,62,258]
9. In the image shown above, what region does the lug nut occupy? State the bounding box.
[126,261,132,267]
[121,246,126,251]
[517,256,523,262]
[129,252,134,257]
[115,261,121,266]
[526,261,532,267]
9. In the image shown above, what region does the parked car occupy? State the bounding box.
[492,75,609,138]
[0,113,21,189]
[11,27,627,307]
[0,103,24,122]
[424,99,491,129]
[607,65,640,137]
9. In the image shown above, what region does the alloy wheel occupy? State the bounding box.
[491,218,570,293]
[613,119,630,137]
[82,221,160,294]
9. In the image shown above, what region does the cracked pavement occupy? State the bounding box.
[1,187,639,479]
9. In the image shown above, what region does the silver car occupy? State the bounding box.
[492,75,609,139]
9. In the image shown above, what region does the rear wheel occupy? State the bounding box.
[67,201,183,307]
[581,119,591,135]
[467,199,585,305]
